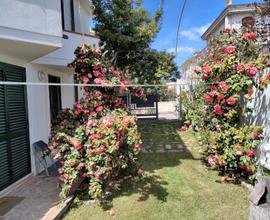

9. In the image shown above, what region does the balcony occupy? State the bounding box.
[33,30,99,69]
[0,0,63,63]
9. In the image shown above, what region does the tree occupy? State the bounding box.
[93,0,178,83]
[130,49,179,84]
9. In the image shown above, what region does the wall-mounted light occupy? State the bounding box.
[38,71,46,81]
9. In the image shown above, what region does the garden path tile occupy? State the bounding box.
[1,175,61,220]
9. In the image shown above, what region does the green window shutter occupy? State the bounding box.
[0,62,31,191]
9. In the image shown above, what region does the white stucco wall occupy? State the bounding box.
[244,68,270,170]
[0,0,63,62]
[33,32,99,67]
[26,64,75,174]
[0,0,62,38]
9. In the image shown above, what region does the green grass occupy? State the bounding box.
[63,120,248,220]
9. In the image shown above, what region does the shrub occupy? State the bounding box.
[49,45,144,199]
[207,126,263,182]
[181,29,269,182]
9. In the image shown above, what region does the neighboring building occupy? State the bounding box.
[201,0,270,170]
[180,56,200,91]
[0,0,99,194]
[202,1,270,45]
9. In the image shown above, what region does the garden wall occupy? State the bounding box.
[245,68,270,170]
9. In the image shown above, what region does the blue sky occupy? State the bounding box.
[143,0,261,70]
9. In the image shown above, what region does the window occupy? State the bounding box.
[61,0,75,31]
[48,75,62,121]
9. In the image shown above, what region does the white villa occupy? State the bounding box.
[180,56,200,91]
[0,0,99,194]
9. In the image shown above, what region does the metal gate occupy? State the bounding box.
[124,93,159,119]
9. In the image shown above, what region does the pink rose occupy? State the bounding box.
[96,106,103,112]
[239,164,246,169]
[248,66,258,76]
[135,144,141,150]
[202,73,208,80]
[57,169,64,174]
[210,86,217,92]
[235,151,243,156]
[179,126,188,132]
[215,60,222,65]
[137,168,144,175]
[205,96,214,104]
[214,105,224,115]
[266,73,270,80]
[70,139,82,150]
[93,70,102,77]
[98,146,105,153]
[235,64,244,73]
[219,81,229,91]
[113,71,121,77]
[217,94,225,101]
[94,78,106,84]
[251,130,260,139]
[226,98,237,105]
[246,167,253,173]
[247,149,256,157]
[218,160,225,166]
[208,157,216,167]
[243,33,256,41]
[194,69,200,74]
[82,76,89,84]
[225,45,236,54]
[202,66,212,74]
[95,171,100,178]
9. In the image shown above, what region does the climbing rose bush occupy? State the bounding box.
[181,29,269,182]
[207,126,263,180]
[49,44,143,199]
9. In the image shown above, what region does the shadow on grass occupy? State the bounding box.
[100,174,168,210]
[100,119,199,210]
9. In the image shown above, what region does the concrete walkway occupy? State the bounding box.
[0,175,61,220]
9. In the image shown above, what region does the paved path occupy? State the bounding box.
[138,120,186,153]
[1,175,60,220]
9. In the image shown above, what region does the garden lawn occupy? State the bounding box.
[63,120,249,220]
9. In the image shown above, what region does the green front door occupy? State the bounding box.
[0,62,31,191]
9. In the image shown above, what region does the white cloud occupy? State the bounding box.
[167,46,196,54]
[180,30,199,41]
[180,23,211,41]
